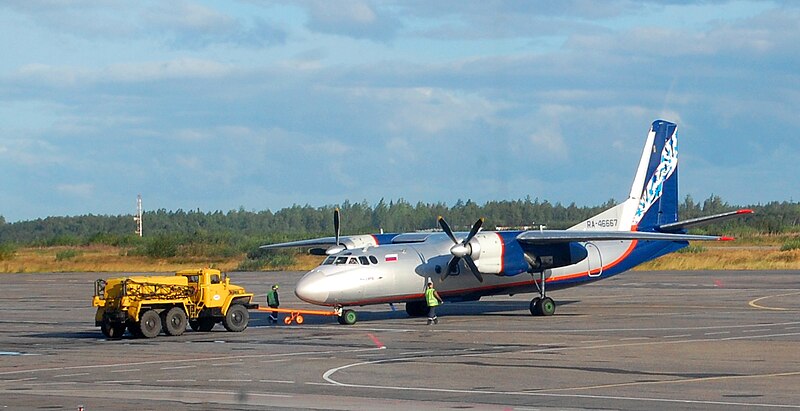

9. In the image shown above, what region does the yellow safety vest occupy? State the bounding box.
[425,288,439,307]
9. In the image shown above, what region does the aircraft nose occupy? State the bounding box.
[294,270,330,304]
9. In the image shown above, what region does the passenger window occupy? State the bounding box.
[348,257,358,264]
[369,256,378,264]
[359,256,369,265]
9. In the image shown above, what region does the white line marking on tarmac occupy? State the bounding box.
[160,365,196,370]
[0,378,37,383]
[0,347,384,377]
[704,331,730,336]
[54,373,88,378]
[664,334,691,338]
[156,379,196,383]
[209,379,252,382]
[110,368,140,373]
[322,358,800,409]
[259,379,294,384]
[579,340,607,344]
[99,380,141,384]
[620,337,649,341]
[742,329,767,333]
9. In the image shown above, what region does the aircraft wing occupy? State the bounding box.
[516,230,731,245]
[259,237,338,250]
[657,209,753,232]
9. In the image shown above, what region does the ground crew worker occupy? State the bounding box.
[267,284,280,324]
[425,281,443,325]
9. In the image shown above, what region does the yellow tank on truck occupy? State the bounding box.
[93,268,257,339]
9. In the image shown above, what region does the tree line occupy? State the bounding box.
[0,195,797,258]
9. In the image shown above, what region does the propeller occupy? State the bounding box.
[309,208,345,256]
[438,216,484,282]
[326,208,345,255]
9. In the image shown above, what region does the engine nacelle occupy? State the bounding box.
[461,232,531,276]
[524,242,588,270]
[341,235,379,249]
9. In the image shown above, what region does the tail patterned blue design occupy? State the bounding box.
[632,120,679,229]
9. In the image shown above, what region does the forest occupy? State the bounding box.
[0,195,798,267]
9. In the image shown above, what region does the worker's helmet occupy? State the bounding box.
[272,284,279,290]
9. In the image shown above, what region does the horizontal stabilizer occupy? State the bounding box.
[657,209,754,232]
[516,230,729,245]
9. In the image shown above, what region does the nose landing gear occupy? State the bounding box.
[530,270,556,316]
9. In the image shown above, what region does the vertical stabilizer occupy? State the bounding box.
[570,120,680,232]
[629,120,679,230]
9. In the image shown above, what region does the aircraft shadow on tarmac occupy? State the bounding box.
[252,299,582,326]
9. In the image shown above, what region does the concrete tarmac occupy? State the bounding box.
[0,270,798,410]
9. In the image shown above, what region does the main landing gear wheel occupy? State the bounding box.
[529,296,556,316]
[337,309,357,325]
[405,301,427,317]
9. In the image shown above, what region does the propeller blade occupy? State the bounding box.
[464,218,484,244]
[446,256,460,279]
[334,208,341,246]
[440,266,451,281]
[438,216,458,244]
[463,256,484,283]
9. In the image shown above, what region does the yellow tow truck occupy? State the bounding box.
[92,268,257,339]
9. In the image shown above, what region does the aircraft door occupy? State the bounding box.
[585,242,603,278]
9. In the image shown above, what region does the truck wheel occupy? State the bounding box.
[162,307,187,336]
[198,318,217,332]
[139,310,162,338]
[223,304,249,332]
[101,320,126,339]
[128,321,144,338]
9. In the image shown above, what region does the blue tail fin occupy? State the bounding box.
[630,120,679,231]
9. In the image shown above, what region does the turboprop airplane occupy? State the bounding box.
[261,120,752,325]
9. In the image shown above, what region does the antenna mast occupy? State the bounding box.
[134,194,143,237]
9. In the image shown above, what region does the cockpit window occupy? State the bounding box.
[369,255,378,264]
[322,256,335,265]
[358,256,369,265]
[348,257,358,264]
[334,256,348,265]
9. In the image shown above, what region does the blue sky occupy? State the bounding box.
[1,0,798,222]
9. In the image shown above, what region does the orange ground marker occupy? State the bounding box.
[256,307,340,325]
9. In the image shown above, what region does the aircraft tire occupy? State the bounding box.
[405,301,427,317]
[540,297,556,316]
[340,309,357,325]
[529,297,541,316]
